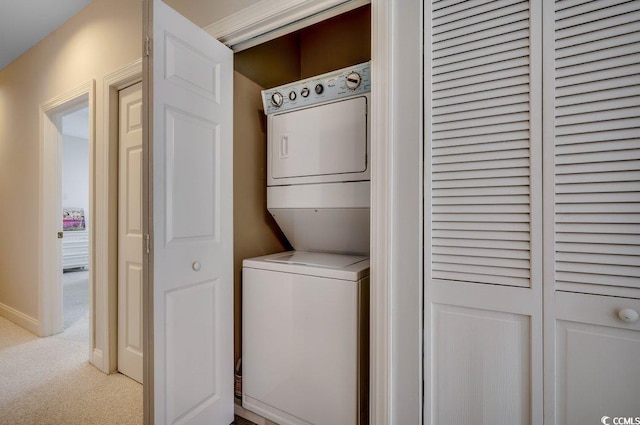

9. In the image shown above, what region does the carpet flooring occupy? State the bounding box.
[0,270,142,424]
[63,269,89,332]
[0,270,256,425]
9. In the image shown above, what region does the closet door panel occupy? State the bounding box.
[543,0,640,423]
[551,0,640,293]
[432,303,531,425]
[555,292,640,425]
[425,0,543,424]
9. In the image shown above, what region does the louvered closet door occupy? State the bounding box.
[424,1,543,424]
[544,1,640,423]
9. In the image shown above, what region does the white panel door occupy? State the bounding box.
[149,1,234,424]
[118,82,144,384]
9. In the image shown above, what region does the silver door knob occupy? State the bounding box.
[192,261,201,272]
[618,308,639,323]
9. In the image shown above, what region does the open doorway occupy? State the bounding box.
[60,104,90,345]
[39,84,94,341]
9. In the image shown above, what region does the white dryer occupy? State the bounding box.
[263,62,371,255]
[243,62,371,425]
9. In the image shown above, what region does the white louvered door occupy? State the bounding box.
[424,1,543,424]
[425,0,640,423]
[543,0,640,423]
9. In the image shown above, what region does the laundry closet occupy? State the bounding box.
[231,5,371,424]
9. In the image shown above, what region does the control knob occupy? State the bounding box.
[300,87,310,97]
[289,91,297,101]
[315,84,324,95]
[271,92,284,107]
[345,71,362,90]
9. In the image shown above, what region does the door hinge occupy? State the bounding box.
[144,36,151,57]
[145,234,151,254]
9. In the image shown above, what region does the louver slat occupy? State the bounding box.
[556,203,640,214]
[556,54,640,79]
[556,11,640,40]
[554,1,640,290]
[555,0,640,30]
[430,0,533,288]
[432,2,529,37]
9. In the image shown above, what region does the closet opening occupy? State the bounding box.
[231,5,372,423]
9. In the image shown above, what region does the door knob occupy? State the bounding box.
[618,308,639,323]
[192,261,201,272]
[58,232,64,239]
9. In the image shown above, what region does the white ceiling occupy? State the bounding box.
[0,0,93,71]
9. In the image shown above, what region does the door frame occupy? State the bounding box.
[97,59,143,374]
[39,62,144,374]
[179,1,422,424]
[141,0,423,423]
[39,81,95,339]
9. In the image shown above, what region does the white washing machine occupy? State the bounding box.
[243,63,371,425]
[243,251,369,425]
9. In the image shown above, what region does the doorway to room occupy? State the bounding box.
[59,104,91,348]
[40,75,144,386]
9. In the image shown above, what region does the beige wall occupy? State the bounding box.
[234,33,301,89]
[233,72,289,363]
[299,6,371,78]
[0,0,141,322]
[165,0,262,28]
[234,5,371,88]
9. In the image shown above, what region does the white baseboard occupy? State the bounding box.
[235,399,267,425]
[0,302,40,335]
[91,348,106,373]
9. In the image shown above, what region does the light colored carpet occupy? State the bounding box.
[0,271,251,425]
[0,275,143,425]
[63,269,89,332]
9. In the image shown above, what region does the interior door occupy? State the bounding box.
[118,82,144,384]
[146,1,234,423]
[424,1,543,423]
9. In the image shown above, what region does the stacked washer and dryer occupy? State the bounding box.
[242,62,371,425]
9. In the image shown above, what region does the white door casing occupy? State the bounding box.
[210,6,413,422]
[143,1,407,424]
[147,1,234,423]
[98,59,142,375]
[118,82,144,384]
[39,82,94,338]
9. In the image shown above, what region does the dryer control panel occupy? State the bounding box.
[261,62,371,115]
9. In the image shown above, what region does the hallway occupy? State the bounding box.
[0,274,142,425]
